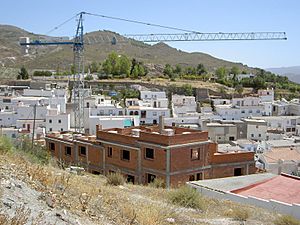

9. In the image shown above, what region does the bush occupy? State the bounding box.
[148,178,165,188]
[274,215,300,225]
[106,172,125,186]
[230,208,249,221]
[0,136,14,153]
[168,186,205,209]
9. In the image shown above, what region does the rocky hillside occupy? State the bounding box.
[0,25,250,72]
[0,137,295,225]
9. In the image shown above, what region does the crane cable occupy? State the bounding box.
[84,12,201,34]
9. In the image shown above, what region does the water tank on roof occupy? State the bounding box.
[163,128,174,136]
[108,130,118,134]
[131,128,141,137]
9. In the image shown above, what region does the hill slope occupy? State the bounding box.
[0,139,284,225]
[0,25,249,72]
[267,66,300,84]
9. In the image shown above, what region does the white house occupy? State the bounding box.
[46,106,70,133]
[236,73,255,81]
[87,115,139,135]
[242,118,268,141]
[0,111,17,127]
[140,91,166,100]
[258,88,274,103]
[172,95,197,117]
[252,116,300,134]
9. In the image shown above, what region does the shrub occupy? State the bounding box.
[168,186,205,209]
[0,136,14,153]
[274,215,300,225]
[106,172,125,186]
[230,208,249,221]
[148,178,165,188]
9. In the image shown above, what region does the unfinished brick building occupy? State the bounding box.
[45,121,256,187]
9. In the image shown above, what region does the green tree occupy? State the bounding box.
[173,64,182,75]
[182,84,194,96]
[215,67,227,79]
[230,66,240,76]
[17,66,29,80]
[131,66,139,79]
[163,64,173,77]
[196,63,207,75]
[119,55,131,76]
[89,61,100,73]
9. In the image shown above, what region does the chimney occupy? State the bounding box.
[96,124,102,131]
[278,159,283,175]
[159,115,164,134]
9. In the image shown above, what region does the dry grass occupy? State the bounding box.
[0,150,282,225]
[106,172,125,186]
[168,186,206,210]
[274,215,300,225]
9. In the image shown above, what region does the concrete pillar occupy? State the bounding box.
[138,148,142,184]
[159,116,164,134]
[59,143,62,159]
[102,146,106,173]
[166,148,171,188]
[246,164,249,175]
[74,143,78,164]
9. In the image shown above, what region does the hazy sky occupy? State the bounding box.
[1,0,299,68]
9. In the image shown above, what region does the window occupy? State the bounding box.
[196,173,203,180]
[249,110,253,113]
[49,128,52,132]
[234,168,242,176]
[65,146,72,156]
[60,128,63,131]
[153,112,157,116]
[229,136,235,141]
[189,175,195,181]
[258,134,261,137]
[121,150,130,161]
[251,134,254,137]
[49,142,55,151]
[146,173,156,183]
[191,148,200,160]
[127,175,135,184]
[241,110,245,113]
[79,146,86,156]
[107,147,113,157]
[256,110,260,113]
[23,124,26,128]
[58,119,61,123]
[49,119,52,123]
[145,148,154,159]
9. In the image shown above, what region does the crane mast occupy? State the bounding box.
[72,12,85,133]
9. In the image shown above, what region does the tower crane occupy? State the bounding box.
[19,11,287,132]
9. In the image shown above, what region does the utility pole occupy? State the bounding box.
[31,104,37,147]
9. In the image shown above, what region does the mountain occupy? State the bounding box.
[267,66,300,84]
[0,24,251,73]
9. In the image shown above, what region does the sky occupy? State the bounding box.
[1,0,299,69]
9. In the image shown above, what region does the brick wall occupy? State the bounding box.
[103,143,138,171]
[141,146,166,171]
[169,144,210,172]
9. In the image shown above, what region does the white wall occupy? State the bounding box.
[46,113,70,133]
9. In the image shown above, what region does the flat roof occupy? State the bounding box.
[232,174,300,204]
[190,173,276,192]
